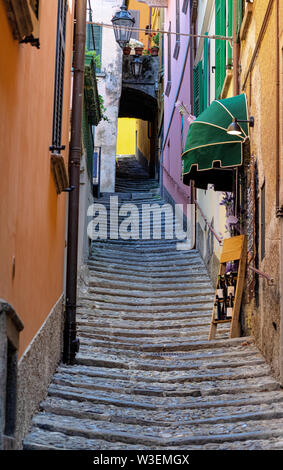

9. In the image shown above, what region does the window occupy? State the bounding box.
[86,4,102,73]
[173,0,180,59]
[165,22,172,96]
[86,24,102,72]
[50,0,67,152]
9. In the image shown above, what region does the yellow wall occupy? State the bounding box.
[149,7,161,49]
[0,1,73,357]
[128,0,150,48]
[136,119,151,163]
[116,118,136,155]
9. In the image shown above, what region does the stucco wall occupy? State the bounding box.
[239,0,283,379]
[162,0,191,208]
[0,0,73,358]
[90,0,123,193]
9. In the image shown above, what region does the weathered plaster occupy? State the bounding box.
[16,295,64,449]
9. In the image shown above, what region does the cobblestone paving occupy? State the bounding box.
[23,157,283,450]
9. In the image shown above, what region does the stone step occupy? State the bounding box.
[81,294,214,307]
[23,158,283,450]
[89,253,201,263]
[87,266,210,280]
[77,328,226,343]
[76,316,212,330]
[47,381,280,411]
[25,412,283,448]
[75,343,260,368]
[91,246,200,255]
[76,308,212,321]
[38,394,283,430]
[77,336,255,354]
[88,277,213,291]
[88,257,204,268]
[77,321,212,335]
[87,286,214,300]
[23,425,283,450]
[57,357,267,378]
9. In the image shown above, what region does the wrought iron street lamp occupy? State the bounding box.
[111,1,135,49]
[131,56,143,78]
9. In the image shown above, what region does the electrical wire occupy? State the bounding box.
[85,21,233,44]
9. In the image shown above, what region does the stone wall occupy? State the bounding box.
[15,295,64,449]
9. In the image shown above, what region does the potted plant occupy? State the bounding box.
[123,44,131,55]
[151,32,159,56]
[129,38,144,56]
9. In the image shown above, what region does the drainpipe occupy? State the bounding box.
[63,0,87,365]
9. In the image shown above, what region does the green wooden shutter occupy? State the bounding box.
[215,0,226,99]
[236,0,243,37]
[227,0,233,66]
[87,24,102,55]
[194,61,203,117]
[203,33,209,110]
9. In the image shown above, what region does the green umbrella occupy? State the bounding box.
[182,94,249,191]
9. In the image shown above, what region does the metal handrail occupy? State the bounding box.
[194,199,223,245]
[248,265,274,286]
[160,163,223,245]
[160,166,274,284]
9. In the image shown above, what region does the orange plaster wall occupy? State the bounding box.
[0,0,74,357]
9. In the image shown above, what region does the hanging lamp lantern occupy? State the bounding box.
[111,1,135,49]
[131,56,143,78]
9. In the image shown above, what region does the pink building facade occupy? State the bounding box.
[161,0,192,208]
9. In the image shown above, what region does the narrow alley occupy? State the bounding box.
[23,157,283,451]
[1,0,283,457]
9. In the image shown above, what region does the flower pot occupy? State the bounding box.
[151,46,159,56]
[134,47,144,56]
[123,46,131,56]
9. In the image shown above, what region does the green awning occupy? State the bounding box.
[182,94,249,191]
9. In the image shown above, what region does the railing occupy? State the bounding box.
[193,199,223,245]
[161,164,275,286]
[161,163,223,245]
[248,265,274,286]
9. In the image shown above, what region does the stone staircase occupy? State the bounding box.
[23,157,283,450]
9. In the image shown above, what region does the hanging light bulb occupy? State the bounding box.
[227,117,254,135]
